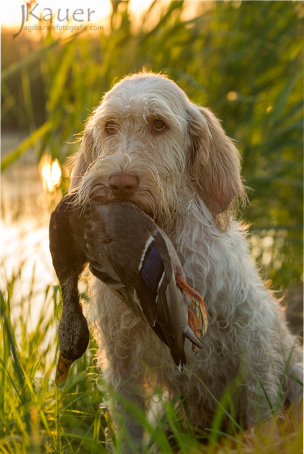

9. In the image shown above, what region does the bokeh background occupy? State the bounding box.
[1,1,303,452]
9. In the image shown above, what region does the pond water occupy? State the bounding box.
[1,132,58,328]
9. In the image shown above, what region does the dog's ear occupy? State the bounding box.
[69,128,95,192]
[186,105,246,228]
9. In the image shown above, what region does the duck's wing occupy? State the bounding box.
[84,219,124,288]
[105,202,187,367]
[82,202,187,366]
[88,263,137,313]
[82,208,149,321]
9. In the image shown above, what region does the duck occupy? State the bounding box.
[49,195,90,388]
[49,195,208,387]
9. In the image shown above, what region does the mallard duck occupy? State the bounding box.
[49,196,208,386]
[49,195,89,387]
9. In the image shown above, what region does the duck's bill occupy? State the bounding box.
[176,276,208,337]
[55,353,73,388]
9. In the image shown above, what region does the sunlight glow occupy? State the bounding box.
[227,91,238,101]
[39,155,62,193]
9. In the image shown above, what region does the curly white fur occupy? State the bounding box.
[69,71,302,449]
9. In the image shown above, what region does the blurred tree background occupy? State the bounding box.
[2,0,303,293]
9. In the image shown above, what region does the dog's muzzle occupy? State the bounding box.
[109,173,139,196]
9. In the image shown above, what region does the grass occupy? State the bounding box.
[0,266,104,453]
[1,1,303,452]
[0,264,302,453]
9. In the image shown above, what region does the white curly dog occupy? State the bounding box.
[69,71,302,449]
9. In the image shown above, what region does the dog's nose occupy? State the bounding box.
[109,174,139,196]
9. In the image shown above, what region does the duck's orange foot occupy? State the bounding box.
[176,276,208,338]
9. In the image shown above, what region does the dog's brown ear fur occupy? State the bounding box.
[186,105,246,230]
[69,128,95,192]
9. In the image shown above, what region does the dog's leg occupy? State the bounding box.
[286,363,303,406]
[240,329,302,428]
[92,280,147,453]
[103,356,146,453]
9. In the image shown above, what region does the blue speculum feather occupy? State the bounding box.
[140,243,164,295]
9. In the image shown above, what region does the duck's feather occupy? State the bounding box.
[84,202,187,366]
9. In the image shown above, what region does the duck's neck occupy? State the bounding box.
[60,275,83,314]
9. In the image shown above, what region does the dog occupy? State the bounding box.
[69,71,302,450]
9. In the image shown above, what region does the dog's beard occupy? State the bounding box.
[72,149,189,234]
[88,184,159,219]
[75,176,178,233]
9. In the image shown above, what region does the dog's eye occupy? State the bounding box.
[153,119,166,131]
[105,121,117,134]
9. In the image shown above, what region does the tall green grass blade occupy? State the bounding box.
[207,375,241,444]
[179,394,193,432]
[189,370,243,433]
[101,406,117,447]
[46,47,74,112]
[270,71,299,125]
[21,68,36,133]
[144,393,181,453]
[254,372,275,416]
[289,372,303,387]
[91,407,103,454]
[203,428,238,442]
[0,358,23,405]
[39,409,58,453]
[1,121,52,171]
[1,40,61,82]
[273,346,297,412]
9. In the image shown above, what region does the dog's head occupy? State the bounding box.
[70,72,245,232]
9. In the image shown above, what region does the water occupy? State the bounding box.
[1,132,58,328]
